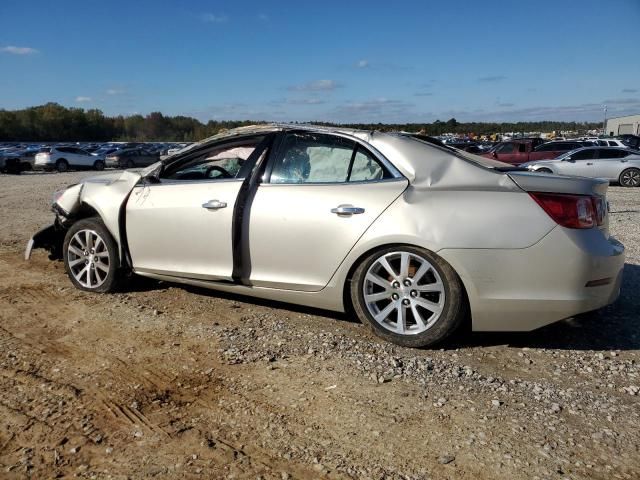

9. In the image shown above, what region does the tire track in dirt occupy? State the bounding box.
[0,253,329,479]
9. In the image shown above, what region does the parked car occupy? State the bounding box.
[105,148,159,168]
[0,152,21,174]
[91,147,120,160]
[26,124,624,348]
[483,140,586,165]
[34,146,105,172]
[618,134,640,150]
[595,139,628,148]
[521,147,640,187]
[14,148,42,171]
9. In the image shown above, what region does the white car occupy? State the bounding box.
[596,139,628,148]
[34,146,105,172]
[521,147,640,187]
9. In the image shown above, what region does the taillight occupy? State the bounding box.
[529,192,605,229]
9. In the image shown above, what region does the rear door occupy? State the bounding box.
[247,132,407,291]
[594,148,633,180]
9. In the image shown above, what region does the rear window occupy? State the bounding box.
[406,135,513,170]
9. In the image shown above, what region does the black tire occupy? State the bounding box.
[537,168,552,173]
[350,246,466,348]
[93,160,105,171]
[56,159,69,173]
[127,159,135,168]
[63,217,123,293]
[619,168,640,187]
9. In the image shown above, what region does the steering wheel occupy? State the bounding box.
[205,165,232,179]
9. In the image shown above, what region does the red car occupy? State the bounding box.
[483,140,587,165]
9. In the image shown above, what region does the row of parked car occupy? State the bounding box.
[0,141,191,173]
[478,135,640,187]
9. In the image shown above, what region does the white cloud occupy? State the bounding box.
[1,45,39,55]
[106,88,125,95]
[75,96,92,103]
[201,13,229,23]
[356,59,369,68]
[287,98,325,105]
[333,98,414,121]
[288,79,341,92]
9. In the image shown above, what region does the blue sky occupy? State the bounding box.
[1,0,639,123]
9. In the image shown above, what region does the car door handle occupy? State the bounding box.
[331,204,365,216]
[202,199,227,209]
[586,163,593,165]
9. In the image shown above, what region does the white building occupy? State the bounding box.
[605,114,640,136]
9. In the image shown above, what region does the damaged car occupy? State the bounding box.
[26,124,625,347]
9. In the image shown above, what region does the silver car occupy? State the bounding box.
[522,147,640,187]
[26,125,625,347]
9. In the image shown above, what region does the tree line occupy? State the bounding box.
[0,103,601,142]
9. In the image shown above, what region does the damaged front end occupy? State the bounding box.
[24,183,85,261]
[25,169,145,263]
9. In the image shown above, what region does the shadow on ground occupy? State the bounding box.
[129,262,639,352]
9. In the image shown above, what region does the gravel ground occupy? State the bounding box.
[0,170,638,479]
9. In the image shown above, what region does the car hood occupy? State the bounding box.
[80,170,141,185]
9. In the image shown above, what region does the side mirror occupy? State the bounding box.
[492,151,498,158]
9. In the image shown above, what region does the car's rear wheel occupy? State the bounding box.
[63,218,122,293]
[350,246,466,348]
[56,159,69,173]
[127,160,135,168]
[93,160,105,171]
[537,167,552,173]
[619,168,640,187]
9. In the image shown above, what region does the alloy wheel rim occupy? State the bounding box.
[67,229,110,288]
[363,251,445,335]
[622,170,639,186]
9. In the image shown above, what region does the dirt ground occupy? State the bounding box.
[0,171,639,479]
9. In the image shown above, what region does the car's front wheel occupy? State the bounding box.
[63,218,123,293]
[350,246,466,348]
[93,160,105,171]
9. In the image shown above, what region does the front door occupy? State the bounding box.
[126,135,268,280]
[248,132,408,291]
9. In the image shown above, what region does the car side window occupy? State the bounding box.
[535,143,553,152]
[270,133,353,183]
[603,149,627,159]
[269,133,391,184]
[571,150,596,160]
[518,143,527,153]
[162,136,266,181]
[495,143,515,154]
[349,147,386,182]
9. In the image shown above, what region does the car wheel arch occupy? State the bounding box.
[340,242,471,331]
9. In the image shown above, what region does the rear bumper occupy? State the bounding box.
[440,226,625,331]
